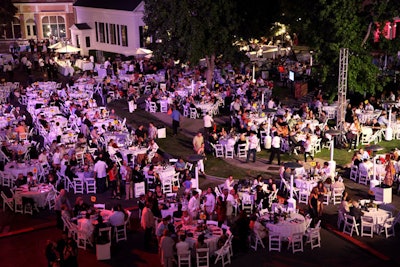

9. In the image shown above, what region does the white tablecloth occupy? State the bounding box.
[4,162,41,177]
[265,213,306,238]
[75,59,94,71]
[363,208,391,233]
[295,179,317,192]
[14,184,51,208]
[179,224,222,254]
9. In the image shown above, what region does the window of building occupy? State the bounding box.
[86,36,91,47]
[110,24,116,45]
[26,18,36,37]
[42,16,66,38]
[117,25,120,45]
[121,25,128,47]
[98,22,105,43]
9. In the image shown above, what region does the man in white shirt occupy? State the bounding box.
[203,187,216,217]
[203,112,214,135]
[38,150,49,166]
[268,132,281,165]
[224,175,235,191]
[188,190,200,219]
[246,131,259,163]
[94,154,108,193]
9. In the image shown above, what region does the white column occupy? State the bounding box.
[287,174,296,211]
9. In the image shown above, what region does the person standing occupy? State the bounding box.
[171,105,181,136]
[246,131,259,163]
[188,190,201,219]
[54,189,71,229]
[93,154,108,193]
[203,112,214,136]
[159,230,175,267]
[268,132,281,165]
[141,201,155,249]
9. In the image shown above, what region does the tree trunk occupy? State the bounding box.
[205,54,215,89]
[361,22,372,47]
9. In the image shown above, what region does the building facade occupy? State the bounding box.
[0,0,75,41]
[72,0,145,56]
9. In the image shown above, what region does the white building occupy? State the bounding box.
[72,0,145,57]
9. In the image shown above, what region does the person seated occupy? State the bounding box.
[331,177,346,192]
[14,173,27,187]
[176,234,191,256]
[217,229,229,249]
[109,204,126,227]
[151,152,164,165]
[61,204,72,222]
[182,176,193,194]
[27,172,37,187]
[338,192,350,214]
[349,200,364,223]
[78,213,94,236]
[174,157,186,174]
[73,197,89,217]
[249,215,268,239]
[173,203,183,219]
[181,209,193,226]
[252,175,264,189]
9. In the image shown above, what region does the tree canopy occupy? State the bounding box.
[280,0,400,95]
[0,0,17,26]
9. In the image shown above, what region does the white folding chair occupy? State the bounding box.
[288,232,304,253]
[349,165,358,182]
[250,230,265,251]
[114,222,128,242]
[361,216,374,238]
[73,178,84,194]
[343,214,360,236]
[268,232,281,252]
[214,243,231,267]
[378,217,395,238]
[1,191,14,211]
[237,144,247,158]
[190,108,198,119]
[196,248,209,267]
[214,144,224,158]
[85,178,97,194]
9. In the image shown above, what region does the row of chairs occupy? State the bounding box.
[339,211,396,238]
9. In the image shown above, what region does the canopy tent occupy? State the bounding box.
[134,48,153,56]
[48,42,63,49]
[55,45,81,54]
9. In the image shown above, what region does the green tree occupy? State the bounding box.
[143,0,239,87]
[0,0,17,25]
[280,0,400,95]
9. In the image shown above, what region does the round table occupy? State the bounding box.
[4,161,41,177]
[264,213,307,238]
[179,224,222,254]
[14,184,51,208]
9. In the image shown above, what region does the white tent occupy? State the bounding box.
[135,48,153,56]
[48,42,63,49]
[55,45,81,54]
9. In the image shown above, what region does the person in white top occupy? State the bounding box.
[188,190,200,219]
[38,150,49,166]
[203,187,216,217]
[246,131,259,163]
[224,175,235,191]
[203,112,214,134]
[268,131,281,165]
[94,154,108,193]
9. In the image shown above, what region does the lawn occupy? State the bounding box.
[257,138,400,167]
